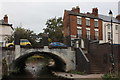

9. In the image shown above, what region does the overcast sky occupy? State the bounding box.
[0,0,120,34]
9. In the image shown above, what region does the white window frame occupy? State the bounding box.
[77,16,82,25]
[107,24,111,30]
[94,29,99,40]
[77,27,82,38]
[115,25,118,30]
[86,18,90,26]
[86,28,90,40]
[108,32,111,40]
[94,19,98,27]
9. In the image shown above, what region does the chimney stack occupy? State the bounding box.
[3,15,8,24]
[71,6,80,13]
[92,8,98,16]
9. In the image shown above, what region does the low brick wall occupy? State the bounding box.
[75,48,90,73]
[89,42,120,73]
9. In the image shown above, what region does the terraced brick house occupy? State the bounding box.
[63,6,120,48]
[63,6,120,73]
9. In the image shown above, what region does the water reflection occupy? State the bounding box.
[2,56,71,80]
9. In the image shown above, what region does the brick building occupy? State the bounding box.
[63,6,120,48]
[63,6,102,48]
[63,6,120,73]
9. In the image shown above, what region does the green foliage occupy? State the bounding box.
[43,17,63,42]
[14,27,37,45]
[7,27,41,46]
[68,70,85,75]
[102,73,113,80]
[102,73,119,80]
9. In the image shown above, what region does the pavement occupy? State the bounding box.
[52,72,104,80]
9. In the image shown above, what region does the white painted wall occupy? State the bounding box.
[118,25,120,44]
[100,21,120,44]
[0,25,13,46]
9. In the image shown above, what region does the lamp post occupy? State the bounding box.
[109,10,114,73]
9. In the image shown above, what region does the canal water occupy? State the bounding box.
[2,56,72,80]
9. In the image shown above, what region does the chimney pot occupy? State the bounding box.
[76,6,79,9]
[87,12,91,14]
[72,7,75,10]
[4,14,8,24]
[92,8,98,16]
[71,6,80,13]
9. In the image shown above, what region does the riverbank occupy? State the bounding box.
[52,71,104,80]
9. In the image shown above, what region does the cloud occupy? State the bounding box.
[0,2,118,34]
[0,0,120,2]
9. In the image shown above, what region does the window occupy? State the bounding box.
[86,18,90,26]
[77,17,82,25]
[94,20,98,27]
[77,29,82,38]
[107,24,111,29]
[95,31,99,40]
[108,32,111,40]
[86,29,90,40]
[115,25,118,30]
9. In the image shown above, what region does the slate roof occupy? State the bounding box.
[67,10,100,19]
[98,14,120,24]
[67,10,120,24]
[0,19,14,30]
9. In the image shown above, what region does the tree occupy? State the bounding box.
[43,17,63,42]
[8,27,38,46]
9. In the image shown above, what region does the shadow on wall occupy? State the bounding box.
[10,52,66,73]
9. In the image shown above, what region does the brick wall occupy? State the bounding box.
[98,19,103,40]
[70,15,77,36]
[90,18,95,40]
[82,17,86,39]
[63,10,69,37]
[89,42,120,73]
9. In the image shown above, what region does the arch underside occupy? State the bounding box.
[13,51,66,72]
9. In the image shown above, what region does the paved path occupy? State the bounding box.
[52,72,104,79]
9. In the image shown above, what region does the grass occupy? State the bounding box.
[68,70,86,75]
[102,73,120,80]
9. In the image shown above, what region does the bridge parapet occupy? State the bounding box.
[18,46,75,72]
[2,46,76,73]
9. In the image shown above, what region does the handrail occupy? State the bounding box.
[78,47,89,62]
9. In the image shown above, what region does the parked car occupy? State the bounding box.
[6,39,32,47]
[49,42,67,47]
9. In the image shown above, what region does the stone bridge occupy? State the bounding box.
[2,46,76,76]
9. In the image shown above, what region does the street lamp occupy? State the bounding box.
[109,10,114,73]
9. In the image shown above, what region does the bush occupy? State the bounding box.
[102,73,119,80]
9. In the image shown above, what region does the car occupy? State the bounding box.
[49,42,67,47]
[6,39,32,47]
